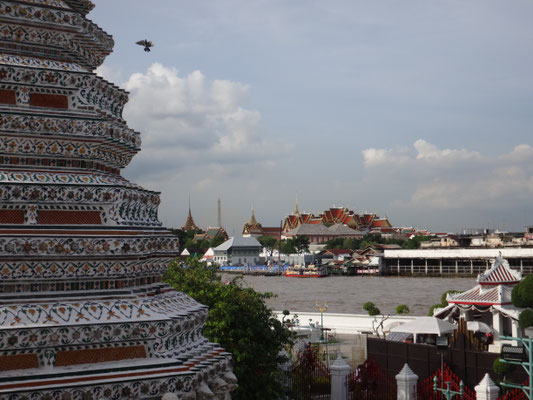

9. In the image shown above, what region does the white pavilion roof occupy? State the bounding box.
[448,284,513,306]
[446,256,519,307]
[477,256,521,285]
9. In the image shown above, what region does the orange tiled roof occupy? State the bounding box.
[371,218,391,228]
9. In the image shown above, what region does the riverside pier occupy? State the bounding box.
[383,248,533,276]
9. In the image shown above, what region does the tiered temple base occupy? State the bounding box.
[0,0,234,398]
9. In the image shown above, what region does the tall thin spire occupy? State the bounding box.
[294,194,300,215]
[217,198,222,228]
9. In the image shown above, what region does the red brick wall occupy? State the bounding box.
[0,354,39,371]
[55,346,147,367]
[37,210,102,225]
[0,210,25,224]
[29,93,68,109]
[0,89,16,105]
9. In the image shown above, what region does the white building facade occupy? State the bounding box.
[213,237,262,266]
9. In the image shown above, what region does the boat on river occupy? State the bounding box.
[219,265,282,276]
[285,265,328,278]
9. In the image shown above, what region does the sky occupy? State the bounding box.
[91,0,533,234]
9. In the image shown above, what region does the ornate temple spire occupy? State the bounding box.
[184,203,200,231]
[294,194,300,215]
[249,207,258,225]
[242,206,263,237]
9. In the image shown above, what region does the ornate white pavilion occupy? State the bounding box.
[435,255,524,351]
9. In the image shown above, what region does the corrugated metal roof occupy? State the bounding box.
[327,224,360,235]
[286,224,331,236]
[214,236,261,251]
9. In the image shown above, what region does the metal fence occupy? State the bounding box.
[346,357,397,400]
[289,344,331,400]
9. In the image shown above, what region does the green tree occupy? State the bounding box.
[280,239,296,255]
[512,276,533,328]
[511,275,533,308]
[441,290,460,306]
[281,309,290,323]
[172,228,202,249]
[342,238,359,250]
[428,289,461,316]
[292,235,310,254]
[403,235,432,249]
[493,357,515,384]
[324,237,344,249]
[164,258,292,400]
[428,304,441,317]
[363,301,381,316]
[181,238,209,257]
[519,309,533,329]
[210,235,225,248]
[395,304,410,315]
[363,301,410,338]
[359,234,382,250]
[183,237,195,250]
[323,234,406,251]
[258,235,278,256]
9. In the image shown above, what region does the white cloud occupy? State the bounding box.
[362,140,533,210]
[499,144,533,163]
[113,63,291,230]
[413,139,481,162]
[95,64,125,87]
[362,146,411,167]
[363,139,482,168]
[120,63,289,179]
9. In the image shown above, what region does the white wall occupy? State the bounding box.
[275,311,415,335]
[384,248,533,259]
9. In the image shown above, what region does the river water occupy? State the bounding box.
[221,274,475,316]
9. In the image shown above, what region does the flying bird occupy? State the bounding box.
[136,39,154,52]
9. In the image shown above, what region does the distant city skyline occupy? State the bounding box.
[92,0,533,234]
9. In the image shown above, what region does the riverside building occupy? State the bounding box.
[0,1,234,398]
[383,248,533,276]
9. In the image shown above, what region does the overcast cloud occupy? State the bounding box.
[92,0,533,233]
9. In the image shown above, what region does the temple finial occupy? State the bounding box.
[250,207,258,225]
[184,195,199,231]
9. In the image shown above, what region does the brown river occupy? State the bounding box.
[221,274,475,316]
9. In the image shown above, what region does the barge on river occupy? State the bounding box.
[285,265,328,278]
[219,265,282,276]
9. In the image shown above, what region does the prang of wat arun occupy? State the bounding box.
[0,1,234,398]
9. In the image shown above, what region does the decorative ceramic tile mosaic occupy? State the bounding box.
[0,1,234,397]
